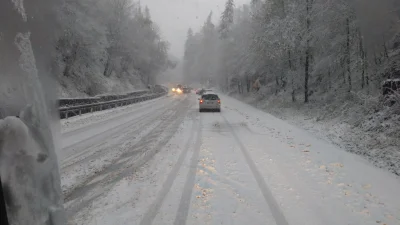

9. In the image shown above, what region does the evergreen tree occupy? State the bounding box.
[219,0,235,39]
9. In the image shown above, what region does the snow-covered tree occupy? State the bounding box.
[182,12,219,85]
[55,0,171,95]
[219,0,235,39]
[181,0,400,104]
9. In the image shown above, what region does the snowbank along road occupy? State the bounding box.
[59,93,400,225]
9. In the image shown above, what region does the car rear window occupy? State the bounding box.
[202,94,219,100]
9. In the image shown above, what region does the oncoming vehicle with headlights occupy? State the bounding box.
[199,92,221,112]
[172,84,183,94]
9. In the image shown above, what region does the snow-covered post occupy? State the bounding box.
[0,0,65,224]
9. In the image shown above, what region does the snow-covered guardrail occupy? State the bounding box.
[59,85,167,119]
[59,90,150,108]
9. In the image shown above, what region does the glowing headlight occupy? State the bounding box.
[172,88,176,92]
[177,88,182,93]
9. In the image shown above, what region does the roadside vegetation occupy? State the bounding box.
[182,0,400,175]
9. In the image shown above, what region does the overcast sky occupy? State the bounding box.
[142,0,248,58]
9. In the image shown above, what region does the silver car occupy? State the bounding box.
[199,93,221,112]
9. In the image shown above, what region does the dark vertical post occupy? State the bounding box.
[0,177,9,225]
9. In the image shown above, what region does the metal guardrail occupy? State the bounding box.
[59,85,168,119]
[59,90,150,108]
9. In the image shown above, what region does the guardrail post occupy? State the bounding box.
[79,109,82,116]
[65,112,68,119]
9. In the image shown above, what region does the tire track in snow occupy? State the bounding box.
[221,114,289,225]
[61,111,156,167]
[61,98,182,163]
[65,97,193,218]
[139,112,200,225]
[173,115,203,225]
[62,96,172,138]
[61,99,182,169]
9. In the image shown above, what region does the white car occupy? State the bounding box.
[199,93,221,112]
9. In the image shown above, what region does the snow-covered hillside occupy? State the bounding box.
[55,0,174,97]
[58,72,146,98]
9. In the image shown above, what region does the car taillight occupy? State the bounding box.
[200,99,203,103]
[218,100,221,104]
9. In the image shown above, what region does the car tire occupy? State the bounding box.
[199,109,202,113]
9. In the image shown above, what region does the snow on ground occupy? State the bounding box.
[234,91,400,176]
[220,95,400,225]
[58,72,145,98]
[61,95,169,134]
[60,93,400,225]
[69,104,198,225]
[59,94,181,196]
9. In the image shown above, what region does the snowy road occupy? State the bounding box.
[59,93,400,225]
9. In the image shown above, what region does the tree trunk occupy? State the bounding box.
[364,49,369,92]
[63,42,79,77]
[328,68,332,90]
[104,52,112,77]
[304,0,311,103]
[246,75,250,92]
[288,50,296,102]
[275,74,279,95]
[340,58,346,84]
[280,59,286,91]
[374,51,380,66]
[359,29,365,89]
[383,34,389,59]
[305,48,310,102]
[346,18,352,92]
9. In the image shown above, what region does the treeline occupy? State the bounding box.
[183,0,400,103]
[56,0,173,95]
